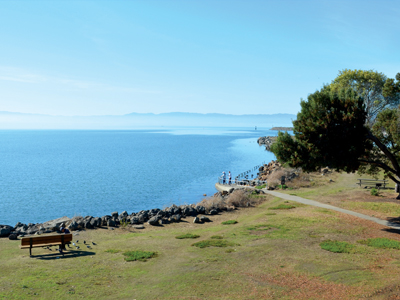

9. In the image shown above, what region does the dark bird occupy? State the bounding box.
[76,240,79,243]
[83,240,86,244]
[92,242,96,246]
[87,245,91,249]
[76,246,80,250]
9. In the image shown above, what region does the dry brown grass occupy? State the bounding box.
[198,190,265,210]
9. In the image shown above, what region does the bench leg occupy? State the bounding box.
[29,247,32,256]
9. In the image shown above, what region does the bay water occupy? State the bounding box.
[0,128,276,226]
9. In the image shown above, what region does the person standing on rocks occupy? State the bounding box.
[228,171,232,185]
[222,171,226,184]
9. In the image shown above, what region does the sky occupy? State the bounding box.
[0,0,399,116]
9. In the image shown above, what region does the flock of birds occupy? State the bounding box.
[44,240,97,255]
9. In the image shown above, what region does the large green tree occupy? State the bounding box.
[271,82,400,198]
[330,69,400,125]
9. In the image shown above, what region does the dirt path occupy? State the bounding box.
[264,190,400,229]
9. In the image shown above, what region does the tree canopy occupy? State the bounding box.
[271,72,400,198]
[330,69,400,125]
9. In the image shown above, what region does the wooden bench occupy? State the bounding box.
[357,178,388,189]
[20,233,72,256]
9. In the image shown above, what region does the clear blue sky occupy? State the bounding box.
[0,0,399,116]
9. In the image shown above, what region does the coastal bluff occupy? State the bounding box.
[257,136,277,151]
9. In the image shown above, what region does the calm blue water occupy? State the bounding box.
[0,128,276,226]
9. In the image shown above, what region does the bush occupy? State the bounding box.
[123,250,157,262]
[370,188,380,196]
[320,240,355,253]
[358,238,400,249]
[175,233,200,239]
[222,220,238,225]
[255,184,267,189]
[225,190,250,207]
[105,249,120,253]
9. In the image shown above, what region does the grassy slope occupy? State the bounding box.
[2,177,400,299]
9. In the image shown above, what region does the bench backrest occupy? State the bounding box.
[20,233,73,247]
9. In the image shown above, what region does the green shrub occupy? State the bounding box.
[122,250,157,262]
[320,240,355,253]
[222,220,238,225]
[255,184,267,189]
[268,204,296,210]
[358,238,400,250]
[192,240,236,248]
[370,188,380,196]
[175,233,200,239]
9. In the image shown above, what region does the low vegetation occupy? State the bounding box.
[122,250,157,262]
[268,204,296,210]
[320,240,355,253]
[358,238,400,250]
[175,233,200,239]
[191,239,236,248]
[221,220,238,225]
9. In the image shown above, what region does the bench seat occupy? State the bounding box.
[20,233,73,256]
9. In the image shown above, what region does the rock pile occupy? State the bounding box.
[0,204,218,239]
[257,160,300,185]
[257,136,276,151]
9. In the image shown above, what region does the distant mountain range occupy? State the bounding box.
[0,111,296,129]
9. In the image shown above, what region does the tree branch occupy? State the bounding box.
[366,129,400,175]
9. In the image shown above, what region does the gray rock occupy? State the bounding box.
[130,216,141,224]
[170,214,182,223]
[42,216,71,231]
[8,233,18,240]
[0,225,13,237]
[68,221,79,231]
[209,209,218,215]
[148,216,159,226]
[119,211,128,221]
[195,206,206,214]
[107,219,116,227]
[200,216,211,222]
[111,212,118,219]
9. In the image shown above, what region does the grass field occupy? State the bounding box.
[2,172,400,299]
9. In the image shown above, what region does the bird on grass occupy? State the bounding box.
[83,240,86,244]
[87,245,91,249]
[92,242,96,246]
[76,246,80,250]
[72,242,76,246]
[76,240,79,243]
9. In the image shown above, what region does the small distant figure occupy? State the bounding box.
[228,171,232,185]
[222,171,226,184]
[59,227,70,251]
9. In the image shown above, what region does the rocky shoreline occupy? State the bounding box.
[257,136,277,151]
[0,201,233,240]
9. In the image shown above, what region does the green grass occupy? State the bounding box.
[266,212,277,215]
[344,201,400,215]
[358,238,400,250]
[320,240,355,253]
[175,233,200,239]
[255,184,267,189]
[122,250,157,262]
[268,204,296,210]
[221,220,238,225]
[192,240,236,248]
